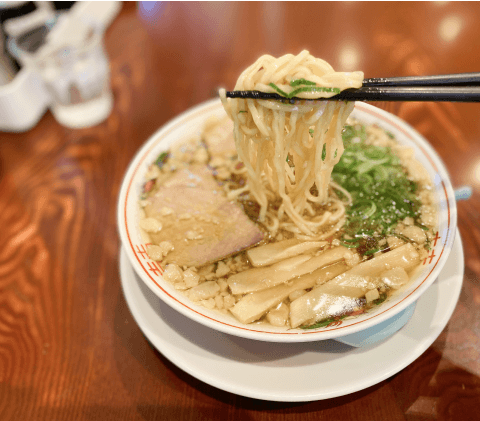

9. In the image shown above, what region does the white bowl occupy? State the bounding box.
[117,99,457,343]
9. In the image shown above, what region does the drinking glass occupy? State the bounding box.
[9,17,113,128]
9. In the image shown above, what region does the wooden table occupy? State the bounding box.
[2,2,480,420]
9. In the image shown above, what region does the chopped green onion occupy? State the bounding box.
[341,241,360,249]
[390,233,412,243]
[290,78,317,87]
[364,147,389,160]
[155,152,169,168]
[331,123,426,256]
[357,174,374,186]
[269,83,341,99]
[415,223,429,231]
[342,236,359,242]
[268,82,289,97]
[288,86,341,98]
[300,315,347,330]
[356,158,390,174]
[373,292,388,305]
[373,166,389,181]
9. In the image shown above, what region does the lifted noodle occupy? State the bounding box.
[220,50,363,238]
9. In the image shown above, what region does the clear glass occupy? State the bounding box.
[9,18,113,129]
[36,25,113,128]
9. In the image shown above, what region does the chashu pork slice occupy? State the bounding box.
[144,164,264,267]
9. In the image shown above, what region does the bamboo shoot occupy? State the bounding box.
[228,247,352,295]
[230,261,348,324]
[290,244,420,328]
[247,239,327,267]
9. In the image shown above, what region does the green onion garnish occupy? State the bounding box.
[341,242,360,249]
[331,124,427,257]
[290,78,317,87]
[364,248,380,256]
[269,83,340,99]
[288,86,341,98]
[300,315,347,330]
[373,292,388,305]
[268,82,289,97]
[155,152,169,168]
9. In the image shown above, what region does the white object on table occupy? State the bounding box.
[0,66,51,132]
[68,1,121,30]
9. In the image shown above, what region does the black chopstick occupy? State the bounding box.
[363,72,480,87]
[225,72,480,102]
[225,87,480,102]
[330,86,480,102]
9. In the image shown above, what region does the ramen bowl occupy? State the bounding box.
[117,99,457,343]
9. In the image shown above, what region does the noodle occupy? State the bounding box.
[220,50,363,238]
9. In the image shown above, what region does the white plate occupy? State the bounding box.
[119,229,464,402]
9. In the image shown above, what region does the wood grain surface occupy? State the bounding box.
[1,2,480,420]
